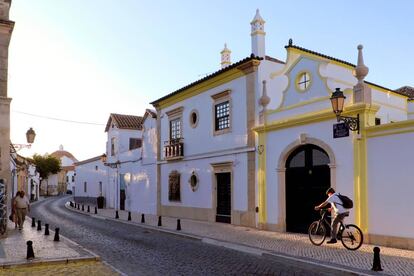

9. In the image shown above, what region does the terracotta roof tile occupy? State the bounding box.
[105,113,143,132]
[395,86,414,98]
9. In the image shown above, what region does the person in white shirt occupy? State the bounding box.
[314,187,349,244]
[14,190,30,230]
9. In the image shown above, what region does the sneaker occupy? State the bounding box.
[327,239,337,244]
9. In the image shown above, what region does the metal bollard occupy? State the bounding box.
[128,212,131,221]
[44,224,49,235]
[87,205,90,213]
[77,204,80,210]
[158,216,162,227]
[69,201,73,207]
[31,217,36,228]
[26,241,35,259]
[372,247,383,271]
[115,210,119,219]
[82,204,84,211]
[141,214,145,223]
[176,219,181,231]
[54,228,60,242]
[37,220,42,231]
[94,207,97,214]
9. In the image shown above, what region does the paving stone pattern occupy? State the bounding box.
[32,197,355,276]
[84,202,414,276]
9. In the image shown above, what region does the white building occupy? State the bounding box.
[74,155,106,202]
[149,10,414,250]
[43,145,78,196]
[104,111,158,215]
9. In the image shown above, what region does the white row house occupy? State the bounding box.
[77,10,414,250]
[73,155,106,202]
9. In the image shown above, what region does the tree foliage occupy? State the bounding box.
[32,154,61,179]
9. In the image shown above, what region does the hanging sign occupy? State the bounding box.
[333,123,349,138]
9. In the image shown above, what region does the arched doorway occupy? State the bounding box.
[285,144,330,233]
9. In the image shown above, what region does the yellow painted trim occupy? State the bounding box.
[367,83,408,99]
[288,48,355,70]
[366,119,414,133]
[294,70,312,93]
[258,132,267,224]
[367,128,414,138]
[372,100,407,112]
[156,68,245,109]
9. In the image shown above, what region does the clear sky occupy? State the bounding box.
[9,0,414,161]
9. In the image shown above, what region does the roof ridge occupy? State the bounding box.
[285,44,356,68]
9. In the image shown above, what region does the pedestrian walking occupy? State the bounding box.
[11,191,20,228]
[15,191,30,230]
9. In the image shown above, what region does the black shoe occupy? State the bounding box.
[327,239,337,244]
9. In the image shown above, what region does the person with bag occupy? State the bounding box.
[14,190,30,230]
[10,191,20,228]
[314,187,350,244]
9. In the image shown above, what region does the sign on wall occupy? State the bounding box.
[333,123,349,138]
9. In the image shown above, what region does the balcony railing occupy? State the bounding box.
[164,138,184,160]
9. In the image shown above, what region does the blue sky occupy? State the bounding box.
[9,0,414,160]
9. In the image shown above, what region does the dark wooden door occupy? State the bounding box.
[286,145,330,233]
[216,173,231,223]
[120,190,126,210]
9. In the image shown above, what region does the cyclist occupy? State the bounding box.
[314,187,349,244]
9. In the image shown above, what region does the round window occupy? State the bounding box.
[189,109,199,128]
[189,172,199,191]
[296,72,311,92]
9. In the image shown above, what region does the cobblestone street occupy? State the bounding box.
[30,196,355,275]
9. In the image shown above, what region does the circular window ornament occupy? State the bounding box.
[295,71,312,92]
[189,109,199,128]
[188,171,199,192]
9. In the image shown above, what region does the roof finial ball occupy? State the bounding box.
[354,44,369,83]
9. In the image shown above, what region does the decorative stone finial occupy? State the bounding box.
[288,38,293,46]
[220,43,231,69]
[354,44,369,83]
[251,9,265,24]
[250,9,266,58]
[259,80,270,110]
[59,145,64,151]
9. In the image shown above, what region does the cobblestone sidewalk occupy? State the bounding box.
[0,219,116,274]
[69,202,414,276]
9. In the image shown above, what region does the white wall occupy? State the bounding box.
[367,132,414,239]
[264,119,355,225]
[160,76,248,158]
[161,153,248,211]
[74,159,106,198]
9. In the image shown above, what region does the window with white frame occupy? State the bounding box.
[129,138,142,150]
[170,118,182,140]
[99,181,102,194]
[211,90,232,135]
[111,137,116,156]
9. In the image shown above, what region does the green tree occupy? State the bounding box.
[32,154,61,195]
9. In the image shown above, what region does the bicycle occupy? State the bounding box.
[308,209,363,250]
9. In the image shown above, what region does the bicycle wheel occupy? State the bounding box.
[308,221,327,246]
[340,224,363,250]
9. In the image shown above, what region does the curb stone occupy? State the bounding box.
[65,201,379,276]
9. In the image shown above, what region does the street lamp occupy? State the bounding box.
[330,88,360,133]
[13,127,36,151]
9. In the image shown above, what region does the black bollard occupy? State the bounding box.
[44,224,49,235]
[54,228,60,242]
[31,217,36,228]
[87,205,90,213]
[94,207,97,214]
[158,216,162,227]
[37,220,42,231]
[77,204,80,210]
[141,214,145,223]
[69,201,73,207]
[26,241,35,259]
[372,247,383,271]
[176,219,181,231]
[115,210,119,219]
[128,212,131,221]
[82,204,84,211]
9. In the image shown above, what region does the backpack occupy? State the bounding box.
[337,194,353,209]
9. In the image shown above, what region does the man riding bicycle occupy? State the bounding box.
[314,188,349,244]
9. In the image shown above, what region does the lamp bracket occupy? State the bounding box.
[337,114,360,133]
